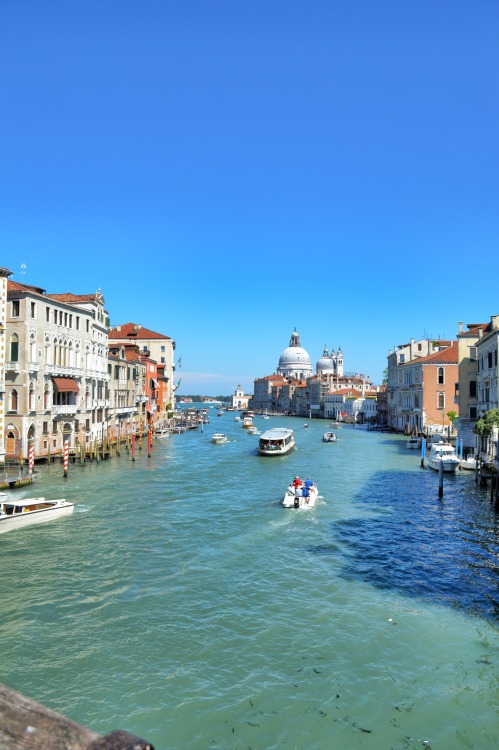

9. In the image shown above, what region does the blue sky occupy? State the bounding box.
[2,1,498,395]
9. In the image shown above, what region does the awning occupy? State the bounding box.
[150,378,159,388]
[52,377,79,392]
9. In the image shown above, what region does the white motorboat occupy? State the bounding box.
[323,432,337,443]
[247,425,259,434]
[426,442,460,473]
[242,417,253,428]
[407,437,422,449]
[211,433,228,444]
[282,480,319,508]
[258,428,295,456]
[154,428,170,437]
[460,453,478,471]
[234,416,241,421]
[0,496,74,534]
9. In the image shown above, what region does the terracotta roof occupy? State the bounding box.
[329,388,364,397]
[7,279,46,294]
[457,323,487,338]
[109,323,172,340]
[405,342,458,365]
[49,292,102,304]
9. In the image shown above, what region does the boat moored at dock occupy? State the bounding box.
[258,428,295,456]
[426,442,460,473]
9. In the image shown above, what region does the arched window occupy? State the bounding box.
[44,385,51,410]
[10,334,19,362]
[438,392,445,410]
[29,385,35,411]
[10,389,18,412]
[437,367,444,385]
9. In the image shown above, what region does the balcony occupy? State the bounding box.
[28,362,40,372]
[92,399,110,408]
[5,362,20,373]
[53,404,78,416]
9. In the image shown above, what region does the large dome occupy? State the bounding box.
[277,330,313,379]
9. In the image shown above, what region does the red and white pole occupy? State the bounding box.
[63,440,69,478]
[28,441,35,478]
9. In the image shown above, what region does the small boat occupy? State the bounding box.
[323,432,337,443]
[406,437,422,449]
[426,442,460,473]
[262,414,270,419]
[154,428,170,437]
[247,425,259,434]
[0,496,74,534]
[211,433,228,444]
[242,417,254,428]
[217,411,223,417]
[258,428,295,456]
[460,453,478,471]
[282,480,319,508]
[303,423,309,429]
[234,416,241,422]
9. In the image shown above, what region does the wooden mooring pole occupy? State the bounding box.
[438,459,444,498]
[0,682,154,750]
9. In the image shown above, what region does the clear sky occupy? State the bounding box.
[2,1,498,396]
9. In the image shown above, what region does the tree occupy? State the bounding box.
[446,410,457,425]
[474,408,499,436]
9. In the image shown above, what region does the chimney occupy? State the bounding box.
[478,328,483,339]
[458,321,463,333]
[116,325,121,331]
[491,315,499,330]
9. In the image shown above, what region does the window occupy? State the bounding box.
[86,320,89,332]
[54,309,57,324]
[10,389,18,411]
[469,346,477,361]
[10,334,19,362]
[76,316,80,330]
[438,392,445,410]
[30,301,36,318]
[469,406,477,419]
[161,345,165,352]
[64,312,68,326]
[488,351,493,368]
[12,300,20,317]
[469,380,477,398]
[437,367,444,384]
[161,357,165,363]
[43,422,49,433]
[46,306,50,322]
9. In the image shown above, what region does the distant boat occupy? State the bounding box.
[211,433,228,444]
[406,437,422,449]
[323,432,337,443]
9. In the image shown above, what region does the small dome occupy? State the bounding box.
[316,345,335,374]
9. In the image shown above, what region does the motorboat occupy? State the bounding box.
[323,432,337,443]
[0,496,74,534]
[217,411,223,417]
[234,416,241,422]
[426,442,460,473]
[460,453,478,471]
[247,425,259,434]
[154,427,170,437]
[211,433,228,444]
[303,423,309,429]
[242,417,254,428]
[282,480,319,508]
[258,428,295,456]
[407,437,422,449]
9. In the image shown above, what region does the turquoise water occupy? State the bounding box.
[1,414,498,749]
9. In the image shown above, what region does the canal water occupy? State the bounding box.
[1,413,498,750]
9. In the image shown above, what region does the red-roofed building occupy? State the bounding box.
[109,323,176,414]
[387,338,459,435]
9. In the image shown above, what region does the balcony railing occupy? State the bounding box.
[5,362,20,372]
[53,404,78,415]
[28,362,40,372]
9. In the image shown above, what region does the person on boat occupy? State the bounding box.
[304,477,313,491]
[292,476,301,489]
[302,485,310,503]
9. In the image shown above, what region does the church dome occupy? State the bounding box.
[316,345,335,374]
[277,329,313,378]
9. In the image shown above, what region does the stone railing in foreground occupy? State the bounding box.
[0,683,154,750]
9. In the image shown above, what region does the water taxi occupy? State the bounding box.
[242,416,254,428]
[258,428,295,456]
[0,496,74,534]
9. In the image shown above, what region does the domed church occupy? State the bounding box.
[277,329,313,380]
[316,345,344,377]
